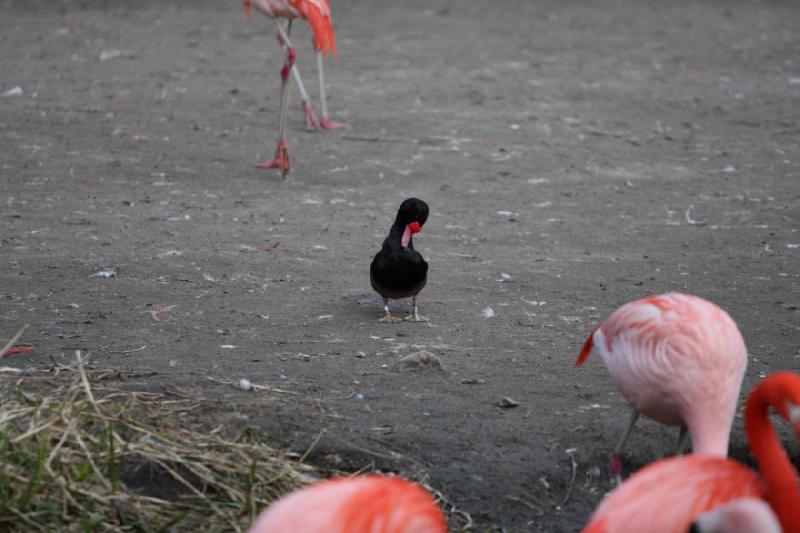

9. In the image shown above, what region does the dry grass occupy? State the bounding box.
[0,348,317,532]
[0,322,473,532]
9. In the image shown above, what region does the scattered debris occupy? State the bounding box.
[99,49,124,61]
[1,325,31,357]
[394,351,445,373]
[481,307,495,319]
[144,306,175,321]
[157,250,183,257]
[562,449,578,505]
[220,344,238,349]
[1,346,32,357]
[685,205,705,226]
[497,397,520,408]
[461,378,485,385]
[239,378,252,391]
[1,86,23,97]
[261,241,280,252]
[90,268,117,278]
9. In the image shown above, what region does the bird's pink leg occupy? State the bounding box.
[287,58,320,130]
[255,19,294,176]
[610,410,640,485]
[316,50,348,130]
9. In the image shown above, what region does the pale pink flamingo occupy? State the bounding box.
[582,371,800,532]
[690,498,781,533]
[247,474,447,533]
[243,0,347,177]
[575,293,748,482]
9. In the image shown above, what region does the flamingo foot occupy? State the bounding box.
[254,158,282,169]
[303,102,321,131]
[610,452,623,486]
[320,117,349,130]
[255,139,290,178]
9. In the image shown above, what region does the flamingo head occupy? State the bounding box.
[754,372,800,442]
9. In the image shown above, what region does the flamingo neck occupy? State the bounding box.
[745,385,800,531]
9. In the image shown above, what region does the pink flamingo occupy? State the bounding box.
[248,474,447,533]
[575,293,748,482]
[582,371,800,532]
[243,0,347,177]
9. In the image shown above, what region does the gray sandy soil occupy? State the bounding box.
[2,0,799,530]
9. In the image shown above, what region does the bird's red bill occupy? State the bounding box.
[409,221,422,234]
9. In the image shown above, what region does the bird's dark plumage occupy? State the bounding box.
[370,198,429,322]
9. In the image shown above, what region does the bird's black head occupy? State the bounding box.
[394,197,429,228]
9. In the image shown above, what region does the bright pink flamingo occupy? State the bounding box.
[691,498,781,533]
[575,293,748,482]
[243,0,347,177]
[248,474,447,533]
[581,371,800,533]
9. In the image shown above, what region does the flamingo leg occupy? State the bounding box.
[256,19,294,176]
[379,298,402,323]
[674,426,690,455]
[316,50,348,129]
[610,409,640,485]
[404,294,429,322]
[289,62,320,130]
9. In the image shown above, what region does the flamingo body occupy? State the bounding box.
[576,293,747,456]
[248,475,447,533]
[582,455,764,533]
[583,372,800,533]
[244,0,336,55]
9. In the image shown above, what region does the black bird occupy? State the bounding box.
[370,198,430,322]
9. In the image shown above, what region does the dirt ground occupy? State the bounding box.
[2,0,799,530]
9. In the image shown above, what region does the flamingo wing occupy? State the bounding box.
[290,0,336,56]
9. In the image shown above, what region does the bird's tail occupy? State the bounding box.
[304,4,336,57]
[574,326,598,367]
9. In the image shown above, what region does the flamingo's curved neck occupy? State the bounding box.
[745,382,800,531]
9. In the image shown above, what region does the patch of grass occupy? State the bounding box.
[0,351,316,532]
